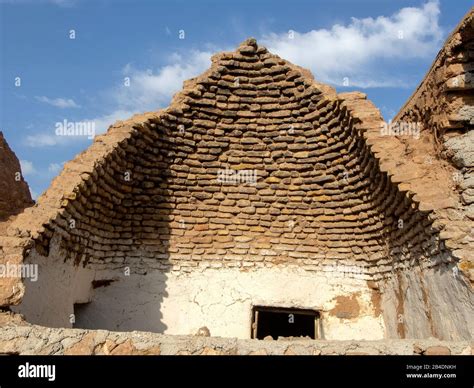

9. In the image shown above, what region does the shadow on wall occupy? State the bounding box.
[342,130,474,340]
[380,259,474,341]
[377,188,474,340]
[70,126,179,333]
[15,222,172,334]
[15,124,181,334]
[11,37,474,339]
[73,271,170,333]
[15,116,474,339]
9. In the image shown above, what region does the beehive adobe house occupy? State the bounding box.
[0,9,473,351]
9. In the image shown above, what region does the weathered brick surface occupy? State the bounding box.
[393,8,474,283]
[0,38,463,306]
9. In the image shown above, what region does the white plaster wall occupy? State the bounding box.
[13,236,95,328]
[17,243,473,342]
[75,265,386,340]
[13,234,473,342]
[13,235,385,340]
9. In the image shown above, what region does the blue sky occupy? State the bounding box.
[0,0,472,198]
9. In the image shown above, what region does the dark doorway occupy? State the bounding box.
[73,302,91,328]
[251,306,320,340]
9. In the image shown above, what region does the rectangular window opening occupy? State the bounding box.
[72,302,91,328]
[251,306,321,340]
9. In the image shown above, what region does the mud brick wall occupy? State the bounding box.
[394,8,474,283]
[396,9,474,142]
[6,39,446,287]
[2,38,472,341]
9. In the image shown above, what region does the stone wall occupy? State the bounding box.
[393,8,474,283]
[380,263,473,340]
[0,132,34,307]
[332,10,474,340]
[0,316,471,355]
[0,132,33,224]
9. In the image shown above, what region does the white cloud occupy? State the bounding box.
[78,109,134,135]
[87,109,135,135]
[25,50,212,147]
[116,50,213,112]
[25,110,135,147]
[25,133,64,147]
[25,1,445,149]
[48,162,63,173]
[36,96,80,109]
[68,50,214,141]
[20,160,36,176]
[260,1,443,87]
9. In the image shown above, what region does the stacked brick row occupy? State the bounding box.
[11,38,446,282]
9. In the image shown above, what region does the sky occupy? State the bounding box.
[0,0,472,199]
